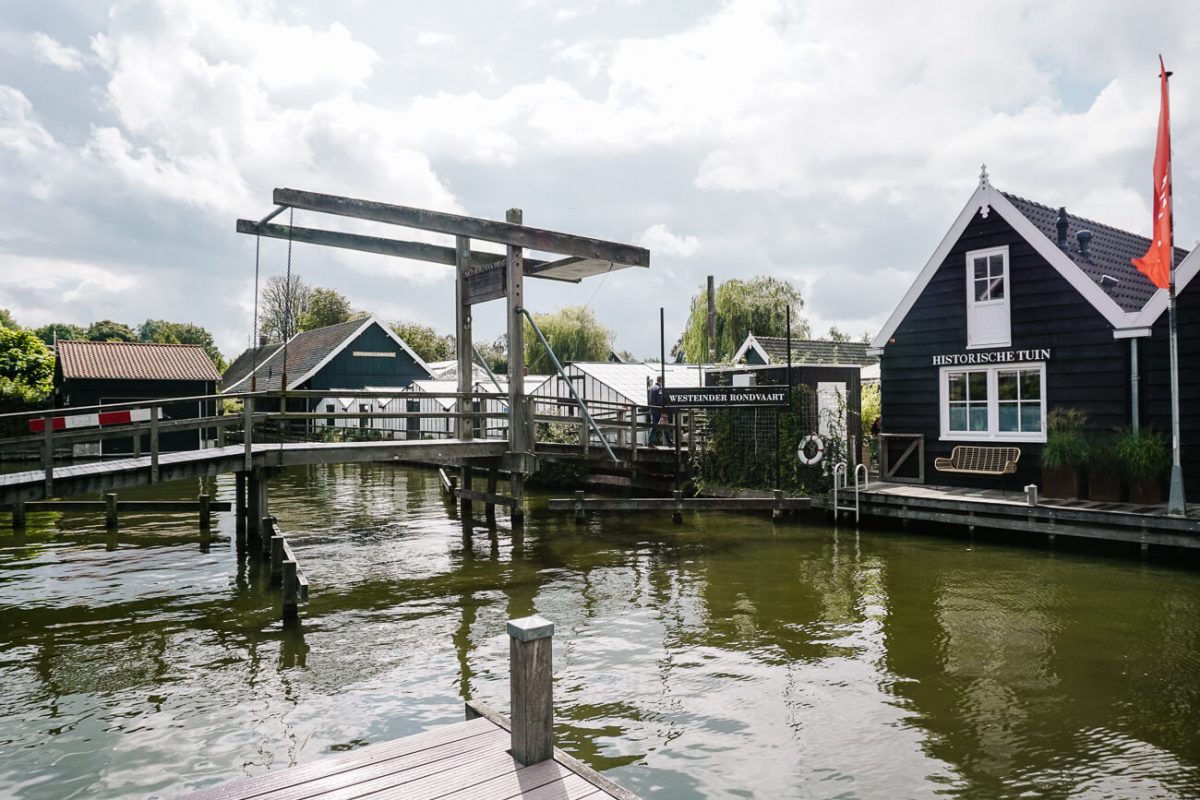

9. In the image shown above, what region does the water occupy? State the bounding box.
[0,464,1197,799]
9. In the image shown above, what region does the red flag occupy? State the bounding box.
[1132,56,1173,290]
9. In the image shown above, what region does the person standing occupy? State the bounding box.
[648,375,664,445]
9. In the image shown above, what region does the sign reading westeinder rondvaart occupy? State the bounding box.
[663,386,789,408]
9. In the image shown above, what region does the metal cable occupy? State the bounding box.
[250,235,261,391]
[282,207,294,389]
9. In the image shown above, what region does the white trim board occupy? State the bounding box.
[731,333,771,364]
[871,182,1143,350]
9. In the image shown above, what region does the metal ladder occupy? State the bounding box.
[832,462,868,523]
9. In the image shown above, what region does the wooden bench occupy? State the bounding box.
[934,445,1021,475]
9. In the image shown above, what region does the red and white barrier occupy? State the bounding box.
[29,408,154,433]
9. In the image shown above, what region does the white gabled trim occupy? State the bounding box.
[1132,247,1200,327]
[222,343,286,393]
[1113,327,1152,339]
[872,184,1143,351]
[731,333,771,364]
[289,316,435,389]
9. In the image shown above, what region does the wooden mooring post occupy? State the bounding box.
[11,500,25,530]
[235,471,247,550]
[199,493,211,532]
[105,492,118,530]
[486,468,498,522]
[507,614,555,765]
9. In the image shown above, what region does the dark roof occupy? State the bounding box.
[1002,192,1189,313]
[224,317,371,392]
[755,336,877,366]
[58,340,221,381]
[221,342,283,390]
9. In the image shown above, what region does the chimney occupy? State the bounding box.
[1099,275,1120,294]
[258,334,268,347]
[1076,230,1092,258]
[1056,208,1069,250]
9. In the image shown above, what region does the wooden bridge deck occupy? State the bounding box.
[180,715,634,800]
[0,439,508,505]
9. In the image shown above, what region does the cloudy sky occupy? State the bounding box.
[2,1,1199,360]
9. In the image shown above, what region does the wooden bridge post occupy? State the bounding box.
[199,493,211,532]
[41,414,53,498]
[11,500,25,530]
[486,468,498,521]
[616,410,627,448]
[235,472,247,550]
[460,466,473,516]
[672,489,683,524]
[507,615,554,765]
[105,492,118,530]
[282,559,299,620]
[149,406,160,483]
[247,469,263,542]
[242,396,254,472]
[574,490,585,524]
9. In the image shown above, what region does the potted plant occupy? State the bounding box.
[1040,408,1089,499]
[1086,432,1122,502]
[1115,428,1170,505]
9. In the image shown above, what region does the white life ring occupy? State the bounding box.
[797,434,825,466]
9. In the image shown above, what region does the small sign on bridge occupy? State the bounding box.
[663,386,789,408]
[463,257,507,305]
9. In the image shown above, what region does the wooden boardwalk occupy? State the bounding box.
[0,439,508,505]
[181,714,631,800]
[821,480,1200,549]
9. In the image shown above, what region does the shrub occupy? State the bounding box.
[1114,428,1170,483]
[1041,408,1089,471]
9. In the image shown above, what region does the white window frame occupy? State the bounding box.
[965,245,1012,349]
[938,362,1047,443]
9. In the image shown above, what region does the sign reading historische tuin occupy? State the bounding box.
[663,386,789,408]
[931,348,1051,366]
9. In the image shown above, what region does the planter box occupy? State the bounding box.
[1087,470,1122,502]
[1041,467,1083,500]
[1128,478,1163,505]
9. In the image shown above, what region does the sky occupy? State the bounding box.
[2,0,1199,361]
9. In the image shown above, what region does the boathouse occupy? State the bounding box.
[732,333,878,368]
[871,171,1197,498]
[54,340,221,454]
[222,316,433,400]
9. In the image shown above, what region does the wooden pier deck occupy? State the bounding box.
[818,480,1200,550]
[180,713,630,800]
[0,439,508,505]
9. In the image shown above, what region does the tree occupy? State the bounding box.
[298,287,360,331]
[34,323,86,346]
[0,326,54,396]
[523,306,613,374]
[391,322,454,363]
[827,326,851,343]
[260,274,312,342]
[86,319,137,342]
[0,309,17,329]
[138,319,227,372]
[679,276,809,363]
[475,335,508,375]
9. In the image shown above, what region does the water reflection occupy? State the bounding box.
[0,464,1197,799]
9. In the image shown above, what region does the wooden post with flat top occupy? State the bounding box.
[508,614,554,765]
[235,471,247,550]
[105,492,118,530]
[199,493,211,532]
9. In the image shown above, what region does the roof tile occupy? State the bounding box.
[57,341,221,381]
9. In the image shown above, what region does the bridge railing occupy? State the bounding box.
[0,389,695,496]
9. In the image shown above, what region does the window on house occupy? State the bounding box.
[326,403,335,426]
[940,363,1045,441]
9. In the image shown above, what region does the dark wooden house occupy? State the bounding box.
[54,340,222,454]
[871,171,1196,498]
[222,316,433,400]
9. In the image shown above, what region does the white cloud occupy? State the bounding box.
[636,223,699,257]
[32,32,85,71]
[0,86,57,159]
[415,31,454,46]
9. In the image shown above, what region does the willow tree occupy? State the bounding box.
[679,276,809,362]
[523,306,613,374]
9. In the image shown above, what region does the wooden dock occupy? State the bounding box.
[817,480,1200,550]
[549,489,810,523]
[179,615,640,800]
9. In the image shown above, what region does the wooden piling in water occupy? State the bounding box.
[574,490,585,523]
[235,472,247,550]
[507,615,554,766]
[672,490,683,524]
[11,500,24,530]
[105,492,118,530]
[270,534,284,584]
[247,470,263,542]
[261,516,275,559]
[199,494,211,532]
[772,489,784,521]
[282,559,299,620]
[486,468,498,521]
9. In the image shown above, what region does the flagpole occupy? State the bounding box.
[1164,61,1186,516]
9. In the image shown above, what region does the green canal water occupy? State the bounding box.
[0,464,1198,799]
